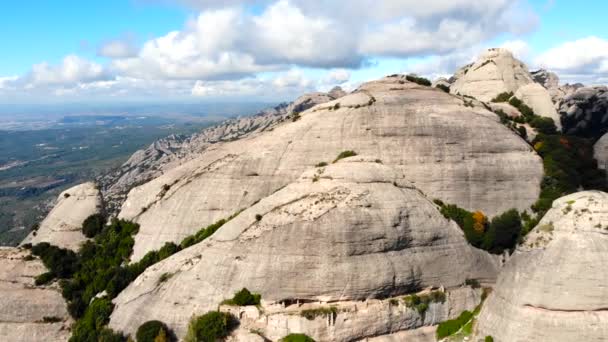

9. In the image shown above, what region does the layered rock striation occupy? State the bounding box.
[110,160,499,338]
[0,247,71,342]
[117,76,542,261]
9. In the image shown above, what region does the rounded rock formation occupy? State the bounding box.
[110,160,499,338]
[21,182,102,251]
[450,48,534,102]
[514,83,562,129]
[475,191,608,341]
[595,133,608,174]
[559,86,608,139]
[118,75,543,261]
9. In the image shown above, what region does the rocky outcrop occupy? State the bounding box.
[117,76,542,261]
[222,287,482,342]
[110,160,499,338]
[98,90,345,215]
[21,182,102,251]
[559,86,608,139]
[514,83,562,129]
[475,191,608,341]
[0,247,71,342]
[595,133,608,174]
[450,48,534,102]
[531,69,559,90]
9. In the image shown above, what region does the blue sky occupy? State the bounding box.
[1,0,607,104]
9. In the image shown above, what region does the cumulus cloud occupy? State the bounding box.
[98,36,138,58]
[23,55,107,87]
[5,0,543,101]
[534,36,608,84]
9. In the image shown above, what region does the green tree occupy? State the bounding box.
[184,312,238,342]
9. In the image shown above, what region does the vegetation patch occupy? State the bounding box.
[436,310,473,339]
[434,200,522,254]
[406,75,432,86]
[403,291,446,316]
[333,150,357,163]
[491,92,514,103]
[184,311,238,342]
[282,333,316,342]
[435,84,450,93]
[136,320,175,342]
[82,213,106,238]
[300,306,338,320]
[221,288,261,306]
[315,162,328,167]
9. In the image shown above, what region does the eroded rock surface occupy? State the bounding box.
[514,83,562,129]
[224,287,481,342]
[450,48,534,102]
[559,86,608,139]
[595,133,608,174]
[21,182,102,251]
[98,90,345,215]
[475,191,608,342]
[110,160,499,338]
[0,247,71,342]
[118,76,542,260]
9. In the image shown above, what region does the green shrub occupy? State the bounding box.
[315,162,328,167]
[82,214,106,238]
[69,298,115,342]
[136,320,173,342]
[333,150,357,163]
[31,243,79,280]
[300,306,338,320]
[222,288,261,306]
[485,336,494,342]
[436,84,450,93]
[282,334,315,342]
[42,316,63,323]
[97,328,126,342]
[436,310,473,339]
[184,311,238,342]
[491,92,513,103]
[406,75,432,86]
[482,209,521,253]
[529,117,557,135]
[465,279,481,288]
[35,271,56,285]
[255,214,263,221]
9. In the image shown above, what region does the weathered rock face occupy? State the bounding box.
[21,182,102,251]
[559,86,608,139]
[450,48,534,102]
[98,90,344,215]
[595,133,608,174]
[514,83,562,129]
[118,76,542,260]
[223,287,482,342]
[475,191,608,342]
[0,247,71,342]
[531,69,559,90]
[110,160,499,338]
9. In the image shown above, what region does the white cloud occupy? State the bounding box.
[98,37,138,58]
[535,37,608,73]
[23,55,107,87]
[4,0,543,101]
[500,40,530,61]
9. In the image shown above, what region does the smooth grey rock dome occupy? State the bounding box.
[110,160,499,338]
[475,191,608,342]
[117,75,543,261]
[21,182,102,251]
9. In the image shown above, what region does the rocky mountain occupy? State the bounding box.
[110,159,499,339]
[99,88,346,215]
[448,48,561,128]
[558,86,608,139]
[117,75,542,261]
[475,191,608,341]
[21,182,102,251]
[5,47,608,342]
